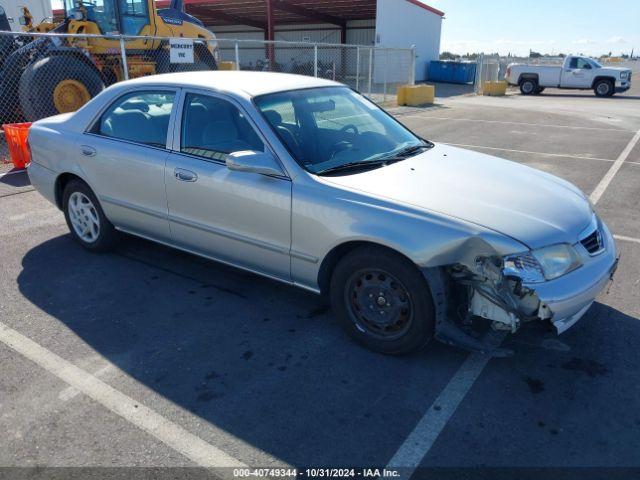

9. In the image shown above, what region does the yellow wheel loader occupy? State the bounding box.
[0,0,218,122]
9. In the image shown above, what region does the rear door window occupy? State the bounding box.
[93,91,176,148]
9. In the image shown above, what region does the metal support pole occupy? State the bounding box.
[367,47,373,96]
[409,44,416,86]
[383,49,388,105]
[235,41,240,70]
[314,44,318,77]
[119,36,129,80]
[355,46,360,91]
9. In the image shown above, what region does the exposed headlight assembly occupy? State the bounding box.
[503,244,582,283]
[620,72,629,79]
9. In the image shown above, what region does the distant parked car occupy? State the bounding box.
[27,72,618,355]
[505,55,632,97]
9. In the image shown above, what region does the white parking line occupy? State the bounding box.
[444,143,619,164]
[0,321,247,468]
[590,128,640,205]
[614,234,640,245]
[402,115,634,133]
[385,331,505,477]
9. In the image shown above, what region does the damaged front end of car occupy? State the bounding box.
[423,226,617,357]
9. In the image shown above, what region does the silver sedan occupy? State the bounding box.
[27,71,618,355]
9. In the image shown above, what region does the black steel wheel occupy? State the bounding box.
[345,268,413,341]
[330,246,435,355]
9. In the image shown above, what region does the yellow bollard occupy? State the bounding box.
[218,61,237,71]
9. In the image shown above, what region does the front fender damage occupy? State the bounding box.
[423,237,552,356]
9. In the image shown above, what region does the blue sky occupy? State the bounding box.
[425,0,639,56]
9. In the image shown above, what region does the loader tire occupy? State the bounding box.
[19,55,104,121]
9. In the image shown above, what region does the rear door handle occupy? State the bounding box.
[80,145,96,157]
[174,168,198,182]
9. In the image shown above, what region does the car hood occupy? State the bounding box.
[322,144,593,249]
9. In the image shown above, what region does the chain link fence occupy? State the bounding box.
[0,30,414,168]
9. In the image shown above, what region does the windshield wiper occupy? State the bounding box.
[315,158,402,176]
[315,141,434,176]
[384,141,434,160]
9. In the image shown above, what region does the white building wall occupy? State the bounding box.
[1,0,51,31]
[374,0,442,81]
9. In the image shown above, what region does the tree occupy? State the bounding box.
[440,51,457,61]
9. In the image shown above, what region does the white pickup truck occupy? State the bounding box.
[505,55,632,97]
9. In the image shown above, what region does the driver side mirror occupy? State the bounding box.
[226,150,284,177]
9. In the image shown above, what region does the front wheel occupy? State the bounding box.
[594,79,614,97]
[63,180,120,252]
[329,246,435,355]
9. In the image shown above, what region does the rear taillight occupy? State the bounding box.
[506,66,511,77]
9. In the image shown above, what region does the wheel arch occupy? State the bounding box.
[592,75,616,89]
[317,240,421,296]
[518,73,539,85]
[54,172,89,210]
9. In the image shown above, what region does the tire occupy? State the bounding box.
[519,78,537,95]
[62,179,119,252]
[19,55,105,121]
[329,246,435,355]
[534,86,545,94]
[593,79,613,97]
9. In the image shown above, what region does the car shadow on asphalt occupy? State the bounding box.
[17,234,640,467]
[17,233,468,466]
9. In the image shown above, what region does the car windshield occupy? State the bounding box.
[254,87,427,174]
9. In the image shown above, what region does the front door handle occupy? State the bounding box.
[80,145,96,157]
[174,168,198,182]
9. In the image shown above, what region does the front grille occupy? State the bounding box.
[580,228,604,255]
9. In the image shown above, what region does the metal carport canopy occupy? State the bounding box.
[172,0,378,31]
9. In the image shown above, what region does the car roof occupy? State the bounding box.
[125,71,342,97]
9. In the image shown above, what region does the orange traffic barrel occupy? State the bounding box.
[2,122,32,169]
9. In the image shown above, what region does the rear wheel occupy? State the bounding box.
[62,180,119,252]
[329,246,435,355]
[19,55,104,121]
[519,78,537,95]
[594,79,613,97]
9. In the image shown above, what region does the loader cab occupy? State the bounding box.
[63,0,152,36]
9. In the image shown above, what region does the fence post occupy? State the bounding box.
[409,45,416,86]
[355,46,360,91]
[235,41,240,70]
[367,47,373,97]
[383,49,388,105]
[314,44,318,77]
[119,36,129,80]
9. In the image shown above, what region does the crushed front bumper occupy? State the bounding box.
[522,222,618,334]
